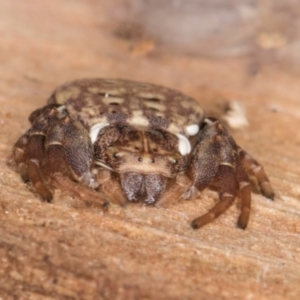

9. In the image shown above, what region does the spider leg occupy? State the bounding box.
[238,149,275,200]
[235,158,252,229]
[52,174,108,209]
[156,119,225,209]
[97,169,127,206]
[191,164,237,229]
[189,121,239,228]
[187,123,222,192]
[188,120,254,229]
[189,119,274,229]
[13,105,61,201]
[13,105,98,202]
[44,115,98,189]
[155,173,192,207]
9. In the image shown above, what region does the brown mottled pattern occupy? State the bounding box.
[48,78,204,136]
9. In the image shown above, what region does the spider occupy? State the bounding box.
[12,78,275,229]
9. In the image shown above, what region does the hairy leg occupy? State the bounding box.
[13,105,98,201]
[44,115,98,189]
[235,158,252,229]
[238,149,275,200]
[98,169,127,206]
[52,174,108,209]
[13,105,62,201]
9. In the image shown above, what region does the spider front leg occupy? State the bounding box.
[44,115,98,189]
[187,120,255,229]
[43,116,111,208]
[13,105,99,202]
[96,169,127,206]
[44,115,112,208]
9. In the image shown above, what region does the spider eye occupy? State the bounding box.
[113,153,119,159]
[172,158,178,165]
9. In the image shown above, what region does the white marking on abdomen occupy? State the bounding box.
[89,122,109,144]
[186,124,199,136]
[102,97,124,105]
[176,134,191,156]
[145,102,166,112]
[128,115,149,127]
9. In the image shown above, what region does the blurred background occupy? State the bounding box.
[110,0,300,72]
[2,0,300,78]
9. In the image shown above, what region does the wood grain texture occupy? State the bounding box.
[0,1,299,299]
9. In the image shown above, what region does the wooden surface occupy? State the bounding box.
[0,1,299,299]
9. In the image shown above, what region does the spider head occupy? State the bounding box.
[94,125,187,203]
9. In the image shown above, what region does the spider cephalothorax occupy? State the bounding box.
[12,78,275,229]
